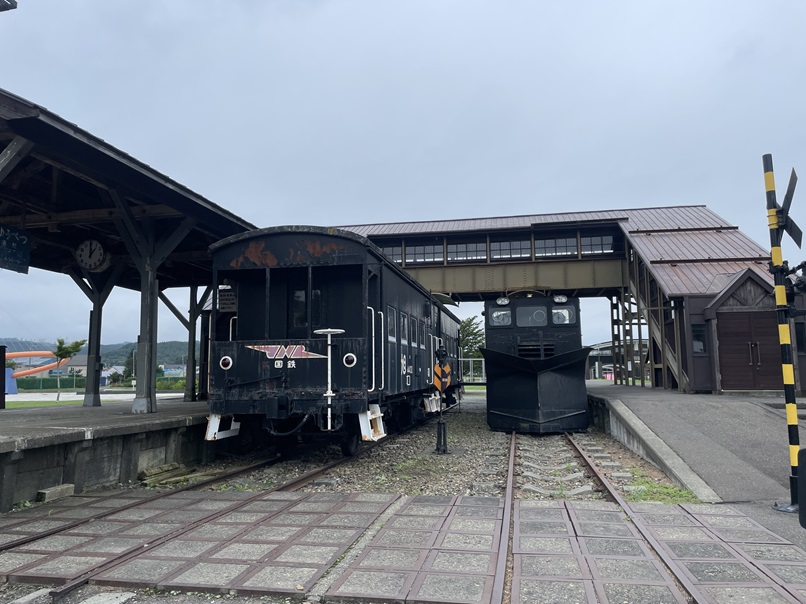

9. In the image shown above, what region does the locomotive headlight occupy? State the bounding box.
[553,295,568,304]
[496,296,510,306]
[219,356,233,371]
[343,353,357,368]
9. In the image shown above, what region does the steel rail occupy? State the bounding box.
[565,433,703,603]
[48,405,459,600]
[490,431,516,604]
[49,452,364,600]
[0,455,280,555]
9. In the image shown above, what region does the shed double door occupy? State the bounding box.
[717,311,782,390]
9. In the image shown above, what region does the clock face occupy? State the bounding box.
[75,239,107,271]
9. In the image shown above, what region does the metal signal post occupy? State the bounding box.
[763,153,802,514]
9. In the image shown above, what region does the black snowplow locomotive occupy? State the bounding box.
[481,294,591,434]
[204,226,461,455]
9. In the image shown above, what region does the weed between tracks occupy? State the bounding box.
[623,469,699,504]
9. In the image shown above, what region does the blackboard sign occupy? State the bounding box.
[0,224,30,274]
[218,289,236,312]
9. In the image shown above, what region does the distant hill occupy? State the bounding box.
[1,338,199,367]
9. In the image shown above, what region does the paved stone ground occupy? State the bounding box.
[2,489,806,602]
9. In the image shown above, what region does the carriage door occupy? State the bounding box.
[717,311,783,390]
[387,306,398,393]
[367,271,382,394]
[400,312,411,390]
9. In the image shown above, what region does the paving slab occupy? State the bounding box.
[328,568,415,601]
[408,572,492,604]
[511,578,598,604]
[596,582,687,604]
[5,479,806,603]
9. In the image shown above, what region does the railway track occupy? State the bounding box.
[7,398,795,603]
[0,405,460,601]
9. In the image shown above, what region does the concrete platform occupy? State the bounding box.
[0,395,211,512]
[587,381,806,555]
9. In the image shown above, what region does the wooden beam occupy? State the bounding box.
[0,136,34,184]
[0,200,183,228]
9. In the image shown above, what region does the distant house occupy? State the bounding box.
[49,354,88,377]
[101,366,125,386]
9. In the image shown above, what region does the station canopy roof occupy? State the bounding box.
[0,88,256,290]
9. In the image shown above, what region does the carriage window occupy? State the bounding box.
[400,313,409,343]
[552,307,576,325]
[311,289,322,327]
[489,309,511,327]
[387,306,396,339]
[516,306,548,327]
[292,290,306,327]
[292,288,322,327]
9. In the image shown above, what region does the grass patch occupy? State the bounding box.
[624,477,700,504]
[463,385,486,392]
[5,400,85,409]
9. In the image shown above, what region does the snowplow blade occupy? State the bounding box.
[480,346,592,434]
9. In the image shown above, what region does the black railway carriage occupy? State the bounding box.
[480,294,591,434]
[204,226,461,454]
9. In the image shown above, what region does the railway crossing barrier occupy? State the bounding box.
[763,153,804,517]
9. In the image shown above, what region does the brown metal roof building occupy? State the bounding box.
[342,206,795,393]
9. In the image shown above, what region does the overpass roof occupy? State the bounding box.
[342,205,732,236]
[342,205,773,298]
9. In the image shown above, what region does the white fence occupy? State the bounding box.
[460,357,486,383]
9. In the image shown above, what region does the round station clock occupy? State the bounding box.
[75,239,109,272]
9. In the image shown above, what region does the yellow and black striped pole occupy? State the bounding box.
[764,153,800,513]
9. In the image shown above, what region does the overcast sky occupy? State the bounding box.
[2,1,806,348]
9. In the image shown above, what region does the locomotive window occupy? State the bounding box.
[400,313,409,343]
[552,307,576,325]
[491,240,531,259]
[516,306,548,327]
[411,319,418,346]
[420,322,426,348]
[489,309,512,327]
[387,306,396,339]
